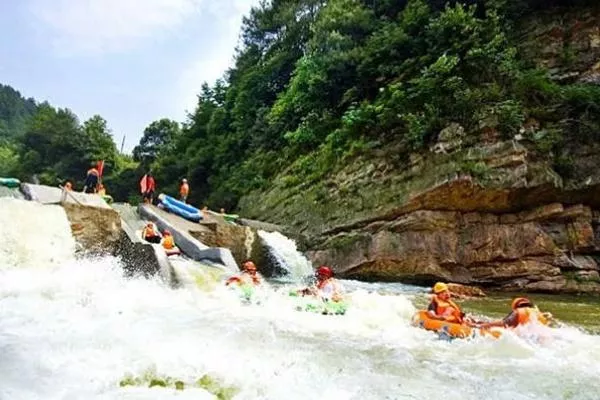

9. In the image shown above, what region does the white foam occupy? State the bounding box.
[1,200,600,399]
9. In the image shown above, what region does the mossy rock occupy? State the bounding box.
[119,370,237,397]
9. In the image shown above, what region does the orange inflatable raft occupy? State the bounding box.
[412,311,502,339]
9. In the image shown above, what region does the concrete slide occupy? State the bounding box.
[138,204,239,273]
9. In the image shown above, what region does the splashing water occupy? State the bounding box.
[1,198,600,399]
[0,198,76,269]
[257,230,314,280]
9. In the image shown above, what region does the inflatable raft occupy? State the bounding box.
[158,194,203,222]
[0,177,20,188]
[412,311,502,339]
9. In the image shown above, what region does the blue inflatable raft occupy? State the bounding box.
[158,194,203,222]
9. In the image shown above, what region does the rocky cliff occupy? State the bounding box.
[239,4,600,294]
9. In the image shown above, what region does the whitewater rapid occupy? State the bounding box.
[1,198,599,400]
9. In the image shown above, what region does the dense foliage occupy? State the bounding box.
[0,85,143,202]
[0,84,38,141]
[2,0,599,209]
[143,0,600,210]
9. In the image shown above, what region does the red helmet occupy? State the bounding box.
[511,297,532,310]
[243,260,257,272]
[316,266,333,278]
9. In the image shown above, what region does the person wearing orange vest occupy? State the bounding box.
[179,179,190,203]
[161,230,176,250]
[140,172,156,204]
[142,222,161,244]
[298,266,343,302]
[427,282,478,325]
[478,297,552,329]
[226,260,263,287]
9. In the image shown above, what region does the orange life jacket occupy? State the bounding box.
[180,183,189,196]
[431,295,463,323]
[515,307,549,326]
[162,235,175,250]
[142,226,156,239]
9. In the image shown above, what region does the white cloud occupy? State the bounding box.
[28,0,205,55]
[173,0,260,118]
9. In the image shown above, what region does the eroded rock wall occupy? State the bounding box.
[308,201,600,293]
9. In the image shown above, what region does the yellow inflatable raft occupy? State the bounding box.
[412,311,502,339]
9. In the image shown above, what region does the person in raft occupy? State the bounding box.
[161,230,176,251]
[477,297,553,329]
[179,178,189,203]
[427,282,478,326]
[298,266,343,303]
[142,222,161,244]
[226,260,263,287]
[140,172,156,204]
[83,162,99,194]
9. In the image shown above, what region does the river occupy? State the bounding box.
[1,198,599,399]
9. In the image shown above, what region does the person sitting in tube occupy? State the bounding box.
[161,230,176,251]
[477,297,553,329]
[141,222,161,244]
[226,260,263,287]
[427,282,479,326]
[298,266,343,303]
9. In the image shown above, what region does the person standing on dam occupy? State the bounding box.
[139,172,156,204]
[179,178,189,203]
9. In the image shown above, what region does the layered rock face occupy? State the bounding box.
[308,200,600,293]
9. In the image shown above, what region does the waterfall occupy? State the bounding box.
[0,198,76,269]
[257,230,314,280]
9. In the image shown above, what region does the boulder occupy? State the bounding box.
[447,283,486,298]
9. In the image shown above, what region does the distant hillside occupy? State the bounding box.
[0,84,38,141]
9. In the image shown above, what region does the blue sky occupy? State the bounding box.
[0,0,259,152]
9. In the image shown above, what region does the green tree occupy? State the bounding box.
[132,119,181,168]
[83,115,119,176]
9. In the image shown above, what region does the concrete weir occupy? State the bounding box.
[20,183,175,283]
[21,183,121,251]
[138,204,240,272]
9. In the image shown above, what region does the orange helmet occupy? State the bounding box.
[316,266,333,278]
[511,297,532,310]
[242,260,257,272]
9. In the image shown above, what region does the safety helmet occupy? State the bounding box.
[183,178,188,182]
[316,266,333,278]
[511,297,532,310]
[243,260,257,271]
[433,282,449,294]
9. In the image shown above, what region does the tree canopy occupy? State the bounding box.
[140,0,600,210]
